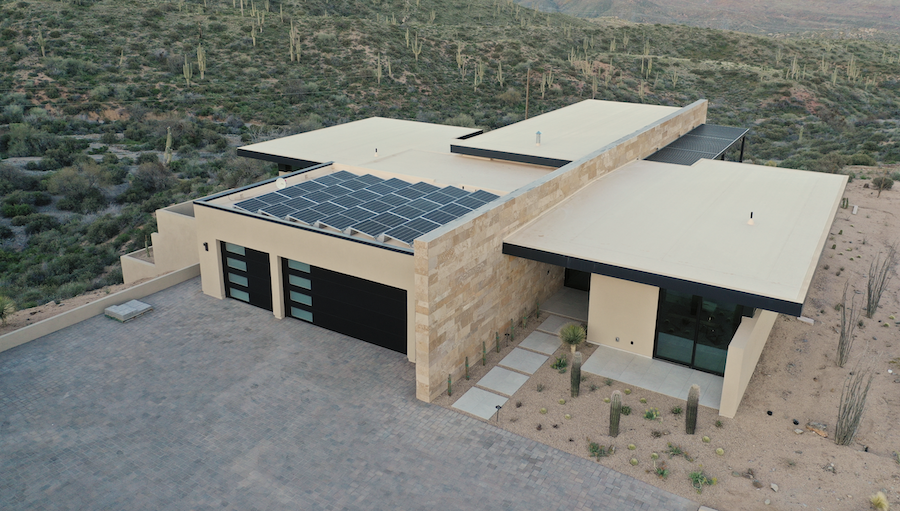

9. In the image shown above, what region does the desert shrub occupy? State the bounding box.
[85,215,123,244]
[136,152,160,164]
[872,176,893,191]
[0,165,38,194]
[816,152,847,174]
[849,153,876,166]
[1,202,33,217]
[100,132,118,145]
[23,214,59,234]
[444,114,476,128]
[0,224,13,239]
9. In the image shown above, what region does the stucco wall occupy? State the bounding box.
[718,309,778,418]
[122,201,199,284]
[193,205,418,361]
[413,100,709,402]
[587,274,659,357]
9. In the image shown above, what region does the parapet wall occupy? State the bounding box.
[413,100,709,402]
[122,201,199,284]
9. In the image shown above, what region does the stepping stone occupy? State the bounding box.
[519,331,561,355]
[452,387,507,420]
[499,348,548,375]
[105,300,153,322]
[477,366,530,396]
[536,315,572,335]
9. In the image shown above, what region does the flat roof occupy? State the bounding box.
[358,150,553,194]
[504,159,847,315]
[237,118,481,168]
[451,100,681,166]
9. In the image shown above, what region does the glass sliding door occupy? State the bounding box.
[654,289,744,376]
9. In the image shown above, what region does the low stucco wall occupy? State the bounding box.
[193,205,418,361]
[413,100,709,402]
[122,202,199,284]
[0,265,200,354]
[719,309,778,418]
[587,274,659,358]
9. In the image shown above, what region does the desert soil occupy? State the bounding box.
[437,175,900,511]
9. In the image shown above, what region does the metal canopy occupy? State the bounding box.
[645,124,749,166]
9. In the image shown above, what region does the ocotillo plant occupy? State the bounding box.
[610,390,622,437]
[685,384,700,434]
[571,352,582,398]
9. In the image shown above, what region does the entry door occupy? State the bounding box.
[653,289,732,375]
[221,242,273,311]
[282,258,407,354]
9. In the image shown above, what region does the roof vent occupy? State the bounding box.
[747,212,754,226]
[535,131,541,147]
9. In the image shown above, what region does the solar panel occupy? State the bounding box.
[384,225,421,244]
[310,201,346,217]
[349,189,380,202]
[322,184,353,197]
[356,174,383,185]
[407,182,440,194]
[379,193,408,206]
[290,180,326,193]
[319,213,357,231]
[287,208,321,225]
[439,186,469,199]
[403,217,441,233]
[342,206,377,222]
[350,219,389,238]
[257,191,289,204]
[305,190,335,203]
[330,170,358,181]
[260,203,295,218]
[372,212,407,229]
[382,178,410,190]
[331,194,364,208]
[455,195,488,209]
[277,186,305,198]
[338,179,369,191]
[234,198,267,212]
[421,191,455,205]
[359,199,393,214]
[283,196,315,210]
[407,198,442,212]
[390,204,424,220]
[314,174,343,186]
[393,187,427,200]
[364,182,397,196]
[469,190,500,202]
[437,203,472,218]
[421,209,456,225]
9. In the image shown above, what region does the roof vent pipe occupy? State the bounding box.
[747,212,754,226]
[535,131,541,147]
[374,147,378,158]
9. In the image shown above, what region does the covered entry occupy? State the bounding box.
[282,257,407,353]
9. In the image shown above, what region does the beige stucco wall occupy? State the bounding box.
[122,201,199,284]
[587,274,659,357]
[718,309,778,418]
[194,205,418,361]
[413,100,709,402]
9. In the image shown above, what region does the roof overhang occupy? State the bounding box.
[503,159,848,316]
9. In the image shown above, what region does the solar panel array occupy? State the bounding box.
[233,170,500,246]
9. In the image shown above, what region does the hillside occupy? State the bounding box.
[0,0,899,310]
[522,0,900,37]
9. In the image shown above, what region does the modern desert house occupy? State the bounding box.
[121,99,846,418]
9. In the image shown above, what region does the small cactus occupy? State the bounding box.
[624,388,631,395]
[564,414,572,419]
[716,448,725,456]
[540,408,548,414]
[685,384,700,434]
[650,452,659,460]
[639,397,647,404]
[702,436,710,443]
[571,352,582,398]
[630,458,639,466]
[559,399,566,405]
[604,397,610,403]
[627,444,636,450]
[610,390,623,437]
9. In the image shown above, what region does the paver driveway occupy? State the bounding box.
[0,278,697,511]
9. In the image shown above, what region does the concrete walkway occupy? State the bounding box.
[0,279,697,511]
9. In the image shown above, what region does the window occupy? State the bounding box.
[290,307,313,322]
[224,243,246,255]
[287,259,310,273]
[289,275,311,290]
[290,291,312,306]
[226,257,247,271]
[230,288,250,302]
[228,273,249,287]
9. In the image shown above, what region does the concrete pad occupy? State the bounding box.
[104,300,153,322]
[541,287,589,322]
[499,348,548,375]
[519,331,561,355]
[451,387,508,420]
[537,315,572,335]
[477,366,530,396]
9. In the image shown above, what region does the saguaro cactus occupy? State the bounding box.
[182,55,193,87]
[685,384,700,434]
[610,390,622,437]
[197,44,207,79]
[571,352,582,398]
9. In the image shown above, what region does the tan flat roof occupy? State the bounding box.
[452,100,681,165]
[505,159,847,312]
[353,150,553,194]
[238,117,480,167]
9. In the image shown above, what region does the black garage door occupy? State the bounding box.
[282,258,406,354]
[221,242,273,311]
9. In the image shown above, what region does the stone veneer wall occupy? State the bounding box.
[413,100,709,402]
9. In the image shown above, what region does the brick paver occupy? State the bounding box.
[0,278,697,511]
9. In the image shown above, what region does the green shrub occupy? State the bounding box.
[1,203,34,218]
[24,214,59,234]
[872,176,893,191]
[849,153,876,166]
[0,224,13,239]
